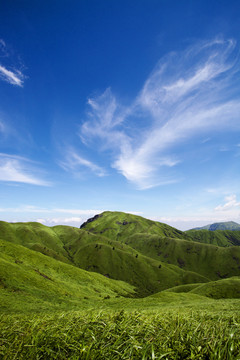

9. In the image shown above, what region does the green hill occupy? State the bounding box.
[80,211,240,281]
[80,211,189,240]
[164,277,240,299]
[1,211,240,302]
[0,238,135,312]
[191,221,240,231]
[1,212,240,360]
[0,218,208,297]
[0,221,71,263]
[186,229,240,247]
[122,233,240,280]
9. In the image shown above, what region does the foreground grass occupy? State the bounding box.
[1,300,240,359]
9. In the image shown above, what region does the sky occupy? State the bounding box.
[0,0,240,230]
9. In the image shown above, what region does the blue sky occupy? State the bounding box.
[0,0,240,230]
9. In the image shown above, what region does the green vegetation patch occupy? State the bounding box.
[1,305,240,359]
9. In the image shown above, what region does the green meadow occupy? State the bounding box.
[1,211,240,359]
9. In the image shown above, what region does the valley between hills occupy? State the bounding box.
[1,211,240,359]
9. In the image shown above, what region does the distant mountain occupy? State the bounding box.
[190,221,240,231]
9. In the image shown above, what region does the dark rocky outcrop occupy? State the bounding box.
[80,214,102,229]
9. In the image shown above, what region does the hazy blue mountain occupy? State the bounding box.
[190,221,240,231]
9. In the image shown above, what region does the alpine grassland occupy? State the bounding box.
[1,211,240,359]
[1,299,240,359]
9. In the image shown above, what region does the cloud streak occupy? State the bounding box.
[60,148,107,177]
[0,154,50,186]
[0,65,25,87]
[0,39,25,86]
[37,217,83,226]
[80,38,240,189]
[215,194,240,211]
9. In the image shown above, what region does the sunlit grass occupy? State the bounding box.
[1,303,240,359]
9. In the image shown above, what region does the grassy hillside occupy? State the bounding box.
[1,212,240,359]
[0,221,71,263]
[75,212,240,293]
[164,277,240,299]
[79,211,240,281]
[0,217,208,297]
[186,229,240,247]
[123,233,240,280]
[80,211,190,240]
[1,211,240,299]
[190,277,240,299]
[70,241,209,295]
[0,238,135,312]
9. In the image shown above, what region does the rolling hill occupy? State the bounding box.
[0,218,208,297]
[80,212,240,279]
[186,229,240,247]
[1,211,240,309]
[0,238,135,312]
[164,277,240,299]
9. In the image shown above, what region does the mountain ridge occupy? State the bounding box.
[190,221,240,231]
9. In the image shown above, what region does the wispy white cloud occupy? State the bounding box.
[37,217,83,226]
[0,39,25,86]
[0,65,25,87]
[80,38,240,189]
[60,148,107,177]
[215,194,240,211]
[0,154,50,186]
[53,208,105,215]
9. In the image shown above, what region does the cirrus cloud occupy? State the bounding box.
[0,154,50,186]
[0,39,26,87]
[60,148,107,177]
[0,65,25,87]
[79,38,240,189]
